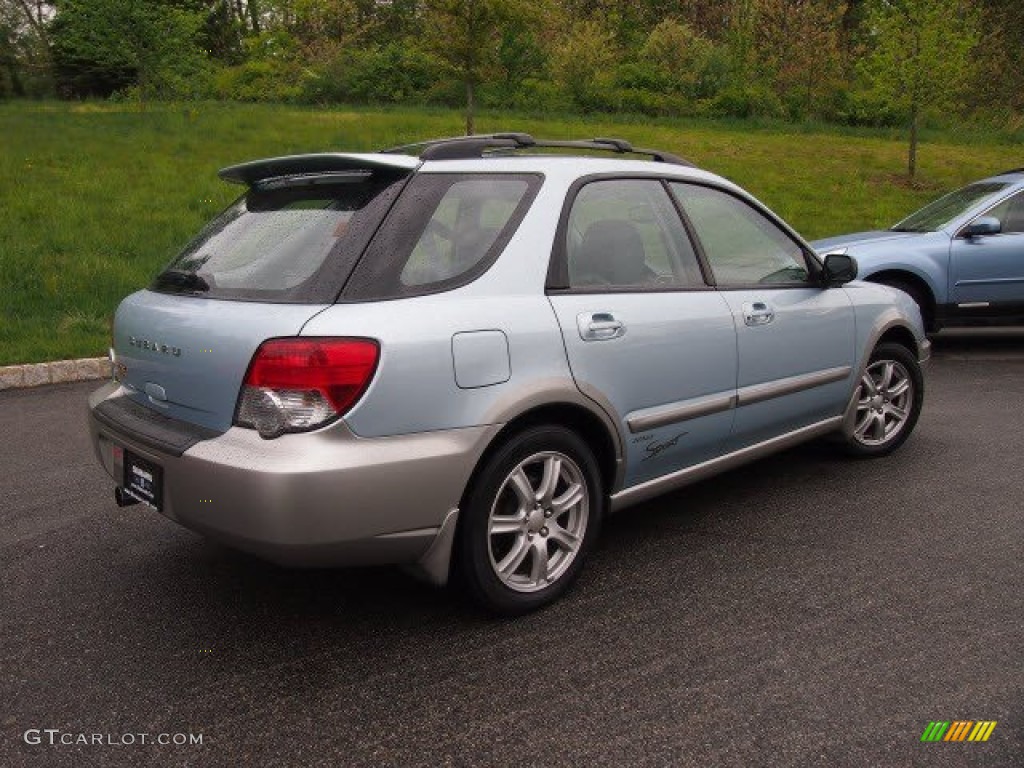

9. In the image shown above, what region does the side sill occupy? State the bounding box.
[609,416,843,513]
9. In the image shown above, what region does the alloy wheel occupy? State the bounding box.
[852,358,914,447]
[487,451,589,593]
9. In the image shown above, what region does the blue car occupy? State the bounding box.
[812,169,1024,331]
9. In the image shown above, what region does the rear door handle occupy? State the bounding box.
[742,301,775,326]
[578,312,626,341]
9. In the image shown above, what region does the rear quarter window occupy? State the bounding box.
[342,173,542,301]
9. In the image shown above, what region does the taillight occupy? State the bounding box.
[235,338,379,438]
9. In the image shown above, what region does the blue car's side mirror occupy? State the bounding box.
[963,216,1001,239]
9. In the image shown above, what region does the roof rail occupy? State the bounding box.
[995,167,1024,177]
[380,133,694,166]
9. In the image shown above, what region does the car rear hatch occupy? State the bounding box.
[112,152,418,433]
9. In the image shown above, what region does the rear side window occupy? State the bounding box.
[153,172,407,303]
[566,179,705,289]
[343,173,541,301]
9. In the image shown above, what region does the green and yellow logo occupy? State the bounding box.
[920,721,997,742]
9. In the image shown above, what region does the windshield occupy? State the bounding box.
[892,182,1009,233]
[153,171,407,303]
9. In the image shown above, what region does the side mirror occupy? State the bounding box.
[821,251,858,286]
[963,216,1001,239]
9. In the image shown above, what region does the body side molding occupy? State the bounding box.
[625,366,851,434]
[627,392,736,433]
[735,366,852,407]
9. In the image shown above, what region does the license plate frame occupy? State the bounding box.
[123,450,163,511]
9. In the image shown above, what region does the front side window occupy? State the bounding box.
[344,173,540,300]
[977,190,1024,235]
[566,179,705,290]
[671,183,810,286]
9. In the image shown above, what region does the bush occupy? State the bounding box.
[550,21,619,113]
[834,89,905,128]
[602,85,695,118]
[615,62,670,94]
[480,78,566,113]
[213,60,308,103]
[302,43,444,105]
[711,83,786,119]
[639,18,726,101]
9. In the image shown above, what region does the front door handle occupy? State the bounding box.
[742,301,775,327]
[578,312,626,341]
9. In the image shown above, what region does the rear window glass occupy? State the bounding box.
[153,172,407,303]
[343,173,541,301]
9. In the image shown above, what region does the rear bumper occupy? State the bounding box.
[88,383,497,573]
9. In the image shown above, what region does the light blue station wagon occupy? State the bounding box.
[89,134,929,613]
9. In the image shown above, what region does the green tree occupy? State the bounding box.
[425,0,512,134]
[640,17,721,100]
[0,0,54,95]
[755,0,847,119]
[969,0,1024,116]
[50,0,207,98]
[0,19,17,96]
[860,0,980,177]
[550,19,618,112]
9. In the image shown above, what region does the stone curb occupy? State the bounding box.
[0,357,108,391]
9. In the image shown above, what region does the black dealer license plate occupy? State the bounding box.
[123,450,163,511]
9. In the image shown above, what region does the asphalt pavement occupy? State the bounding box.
[1,334,1022,767]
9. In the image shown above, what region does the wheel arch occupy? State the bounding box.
[876,324,919,356]
[465,402,621,507]
[409,391,624,588]
[863,268,941,330]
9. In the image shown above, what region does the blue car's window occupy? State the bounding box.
[153,172,408,303]
[979,190,1024,234]
[893,182,1010,233]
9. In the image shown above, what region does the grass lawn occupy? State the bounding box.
[2,100,1021,365]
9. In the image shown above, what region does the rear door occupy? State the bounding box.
[670,182,856,451]
[546,177,737,488]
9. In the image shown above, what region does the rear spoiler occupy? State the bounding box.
[218,153,420,186]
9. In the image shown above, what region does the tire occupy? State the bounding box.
[841,342,924,457]
[876,277,938,333]
[455,426,603,615]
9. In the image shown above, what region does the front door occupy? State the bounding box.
[546,178,737,488]
[669,182,856,451]
[950,189,1024,314]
